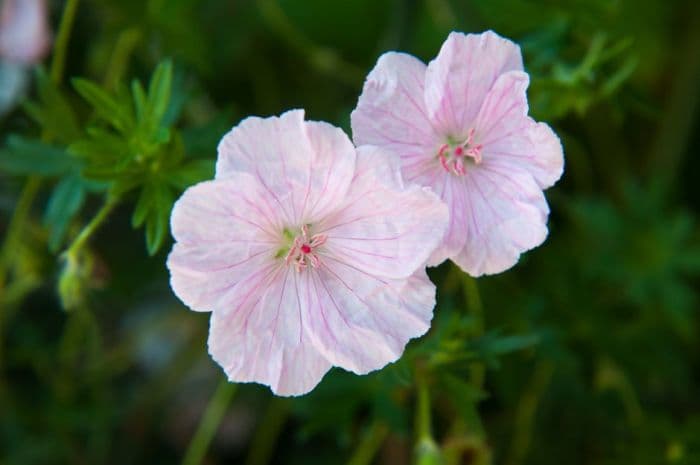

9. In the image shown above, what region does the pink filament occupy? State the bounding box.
[285,225,327,272]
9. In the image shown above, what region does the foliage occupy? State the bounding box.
[1,0,699,464]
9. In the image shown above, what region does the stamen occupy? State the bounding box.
[284,226,326,272]
[436,128,483,175]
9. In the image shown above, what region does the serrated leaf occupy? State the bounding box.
[73,78,133,133]
[44,175,86,252]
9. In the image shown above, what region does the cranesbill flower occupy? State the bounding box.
[167,110,448,396]
[0,0,51,64]
[351,31,564,276]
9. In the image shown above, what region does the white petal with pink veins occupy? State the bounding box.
[351,52,440,163]
[208,268,332,396]
[169,112,447,396]
[167,173,280,312]
[475,71,564,189]
[216,110,356,225]
[453,166,549,276]
[425,173,472,266]
[318,146,448,280]
[424,31,523,137]
[301,264,435,375]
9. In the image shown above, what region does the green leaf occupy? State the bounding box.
[23,68,81,144]
[0,136,76,176]
[440,374,487,435]
[133,181,175,255]
[146,60,173,129]
[131,184,152,228]
[44,175,86,252]
[72,78,133,133]
[476,331,541,368]
[131,80,147,123]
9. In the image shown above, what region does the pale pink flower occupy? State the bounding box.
[0,0,51,64]
[167,110,449,396]
[351,31,564,276]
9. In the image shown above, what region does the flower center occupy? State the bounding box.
[284,225,327,272]
[437,128,483,176]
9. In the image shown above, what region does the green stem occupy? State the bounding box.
[50,0,81,85]
[0,0,82,292]
[0,177,41,292]
[103,28,141,90]
[647,1,700,194]
[255,0,364,86]
[463,274,485,390]
[416,373,432,442]
[505,362,555,465]
[245,398,289,465]
[64,198,119,259]
[182,379,237,465]
[414,367,442,464]
[347,419,389,465]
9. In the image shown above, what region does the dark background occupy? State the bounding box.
[1,0,700,464]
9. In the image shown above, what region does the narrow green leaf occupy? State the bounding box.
[131,80,147,123]
[139,181,175,255]
[0,136,76,176]
[146,60,173,128]
[132,183,152,228]
[73,78,133,132]
[44,175,86,252]
[24,67,81,144]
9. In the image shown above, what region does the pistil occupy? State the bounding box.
[285,225,327,272]
[437,128,483,176]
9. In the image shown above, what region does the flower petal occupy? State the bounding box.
[475,71,564,188]
[301,264,435,374]
[208,267,332,396]
[317,145,449,279]
[424,30,523,137]
[351,52,441,164]
[425,173,473,266]
[216,109,355,225]
[167,173,281,312]
[452,166,549,276]
[0,0,50,64]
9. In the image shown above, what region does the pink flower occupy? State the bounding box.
[0,0,51,64]
[167,110,448,396]
[351,31,564,276]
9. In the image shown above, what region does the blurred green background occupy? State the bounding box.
[1,0,700,464]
